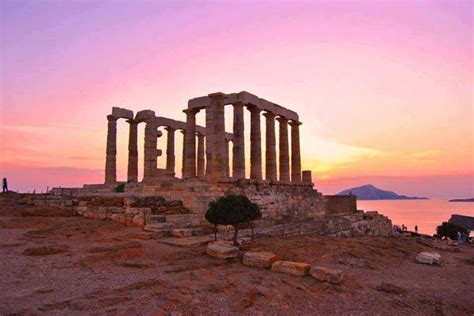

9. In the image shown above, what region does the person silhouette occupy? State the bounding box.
[2,178,8,193]
[415,225,418,233]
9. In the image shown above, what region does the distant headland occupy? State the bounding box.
[449,198,474,202]
[337,184,428,200]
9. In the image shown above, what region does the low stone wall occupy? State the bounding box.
[125,178,356,222]
[325,195,357,216]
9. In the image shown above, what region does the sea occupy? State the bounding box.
[357,198,474,235]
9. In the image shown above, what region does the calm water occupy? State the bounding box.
[357,198,474,235]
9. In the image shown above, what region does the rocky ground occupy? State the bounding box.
[1,193,473,315]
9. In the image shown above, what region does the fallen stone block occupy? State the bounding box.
[243,252,277,269]
[416,252,441,265]
[207,242,239,259]
[271,261,310,276]
[310,266,343,284]
[170,228,194,238]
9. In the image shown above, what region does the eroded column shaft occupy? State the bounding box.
[250,107,262,180]
[183,109,198,178]
[264,112,277,181]
[278,117,290,182]
[197,133,205,178]
[165,127,176,174]
[105,115,117,184]
[127,119,138,182]
[290,121,302,183]
[232,102,245,179]
[143,119,158,180]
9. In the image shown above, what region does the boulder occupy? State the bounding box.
[310,266,343,284]
[416,251,441,265]
[271,261,310,276]
[170,228,194,238]
[207,242,239,259]
[243,252,277,269]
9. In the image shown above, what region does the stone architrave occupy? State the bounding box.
[183,109,198,178]
[105,115,117,183]
[263,112,277,181]
[143,118,158,179]
[277,116,290,182]
[232,102,245,179]
[249,106,262,180]
[127,119,139,182]
[165,127,176,174]
[290,120,302,183]
[196,133,205,178]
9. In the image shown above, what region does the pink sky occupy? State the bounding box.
[1,0,473,196]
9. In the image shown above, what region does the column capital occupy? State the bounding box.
[126,119,138,125]
[232,101,245,108]
[107,115,118,122]
[183,108,200,115]
[247,105,261,114]
[165,126,176,132]
[276,116,288,123]
[289,120,302,126]
[263,111,276,119]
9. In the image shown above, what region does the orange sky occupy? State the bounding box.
[1,1,473,196]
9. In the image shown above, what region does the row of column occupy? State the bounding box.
[105,108,302,184]
[182,98,302,183]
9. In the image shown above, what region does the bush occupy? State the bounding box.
[436,222,467,240]
[115,183,125,193]
[205,194,261,246]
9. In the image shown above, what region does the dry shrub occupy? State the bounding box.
[23,246,67,256]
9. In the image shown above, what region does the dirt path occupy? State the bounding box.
[0,194,473,315]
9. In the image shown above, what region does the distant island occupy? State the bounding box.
[337,184,428,200]
[449,198,474,202]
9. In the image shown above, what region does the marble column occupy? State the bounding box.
[232,102,245,179]
[277,116,289,182]
[263,112,277,181]
[205,104,214,177]
[197,133,205,178]
[290,120,302,183]
[127,119,138,182]
[183,109,198,178]
[105,115,117,183]
[249,106,262,180]
[181,130,185,178]
[224,139,230,177]
[143,118,158,179]
[165,127,176,174]
[209,93,227,180]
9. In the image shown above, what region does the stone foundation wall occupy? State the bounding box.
[325,195,357,216]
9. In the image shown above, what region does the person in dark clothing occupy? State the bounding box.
[415,225,418,233]
[2,178,8,193]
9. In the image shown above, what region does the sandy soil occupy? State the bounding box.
[1,193,473,315]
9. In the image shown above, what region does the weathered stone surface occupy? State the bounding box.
[416,252,441,265]
[143,223,173,233]
[243,251,277,269]
[170,228,194,238]
[310,266,343,284]
[207,242,239,259]
[271,261,310,276]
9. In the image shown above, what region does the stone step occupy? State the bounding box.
[145,215,166,224]
[271,261,311,276]
[143,223,173,234]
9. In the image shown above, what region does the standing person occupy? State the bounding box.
[415,225,418,233]
[2,178,8,193]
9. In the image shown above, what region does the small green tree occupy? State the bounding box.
[205,194,262,246]
[436,222,467,240]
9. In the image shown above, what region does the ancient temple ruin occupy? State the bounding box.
[32,91,392,239]
[97,91,356,221]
